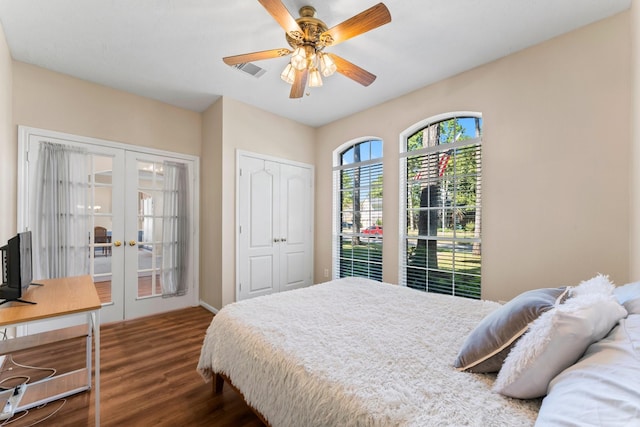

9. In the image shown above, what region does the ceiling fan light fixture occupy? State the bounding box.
[291,47,307,70]
[308,67,323,87]
[224,1,391,98]
[320,53,336,77]
[280,63,296,84]
[305,45,316,62]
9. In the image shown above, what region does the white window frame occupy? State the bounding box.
[399,112,482,298]
[332,137,384,281]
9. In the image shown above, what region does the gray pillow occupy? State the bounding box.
[493,291,627,399]
[454,287,568,373]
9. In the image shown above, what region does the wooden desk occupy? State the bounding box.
[0,275,101,425]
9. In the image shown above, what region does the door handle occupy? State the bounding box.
[113,240,122,247]
[281,238,287,242]
[273,238,281,243]
[129,240,137,246]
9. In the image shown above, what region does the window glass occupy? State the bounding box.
[401,116,482,299]
[334,139,383,282]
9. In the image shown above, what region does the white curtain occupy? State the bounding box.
[35,142,89,279]
[161,161,189,297]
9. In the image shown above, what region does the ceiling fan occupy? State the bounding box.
[223,0,391,98]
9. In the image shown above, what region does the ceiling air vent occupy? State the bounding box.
[233,62,266,78]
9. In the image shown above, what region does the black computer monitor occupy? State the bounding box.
[0,231,36,305]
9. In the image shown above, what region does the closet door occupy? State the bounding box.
[237,153,313,301]
[278,163,312,293]
[237,156,280,299]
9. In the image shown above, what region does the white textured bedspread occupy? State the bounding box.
[197,277,541,426]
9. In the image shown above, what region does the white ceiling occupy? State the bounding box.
[0,0,631,127]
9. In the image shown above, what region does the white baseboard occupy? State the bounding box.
[199,300,219,314]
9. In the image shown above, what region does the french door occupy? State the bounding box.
[19,127,199,324]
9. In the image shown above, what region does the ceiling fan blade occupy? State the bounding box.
[327,53,376,87]
[321,3,391,47]
[290,68,309,99]
[223,48,291,65]
[258,0,303,39]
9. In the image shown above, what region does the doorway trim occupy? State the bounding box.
[235,149,315,301]
[17,125,200,315]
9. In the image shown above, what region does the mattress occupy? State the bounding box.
[198,277,541,426]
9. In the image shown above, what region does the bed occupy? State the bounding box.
[197,276,640,426]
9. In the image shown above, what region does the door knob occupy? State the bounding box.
[113,240,122,247]
[129,240,137,246]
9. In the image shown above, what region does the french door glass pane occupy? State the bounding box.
[90,155,114,305]
[136,161,164,298]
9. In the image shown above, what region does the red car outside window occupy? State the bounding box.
[362,226,383,235]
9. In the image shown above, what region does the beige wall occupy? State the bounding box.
[201,99,224,308]
[0,21,13,243]
[12,62,201,156]
[11,61,204,301]
[200,96,318,308]
[6,53,316,310]
[1,9,635,307]
[316,12,632,301]
[217,97,315,307]
[631,0,640,281]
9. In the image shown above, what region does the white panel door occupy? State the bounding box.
[238,156,279,299]
[237,153,313,301]
[278,163,312,292]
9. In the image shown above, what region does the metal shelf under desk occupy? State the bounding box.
[0,275,101,426]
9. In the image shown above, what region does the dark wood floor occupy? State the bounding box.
[1,307,264,426]
[94,276,162,304]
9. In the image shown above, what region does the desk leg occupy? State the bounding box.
[92,310,100,426]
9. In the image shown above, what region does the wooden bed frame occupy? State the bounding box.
[214,372,271,426]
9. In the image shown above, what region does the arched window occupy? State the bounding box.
[400,114,482,299]
[333,139,383,281]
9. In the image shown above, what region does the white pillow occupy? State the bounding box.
[570,273,615,298]
[614,281,640,305]
[493,278,627,399]
[535,314,640,426]
[624,297,640,315]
